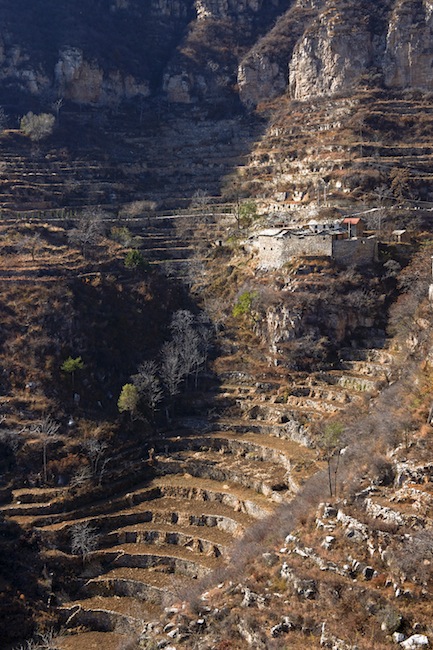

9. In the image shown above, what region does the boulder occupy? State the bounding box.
[401,635,429,649]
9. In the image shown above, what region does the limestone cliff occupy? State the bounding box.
[0,0,193,106]
[166,0,433,106]
[288,3,374,100]
[54,48,150,105]
[2,0,433,108]
[384,0,433,89]
[237,0,433,104]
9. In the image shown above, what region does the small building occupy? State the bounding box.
[257,228,295,268]
[342,217,365,238]
[257,224,377,269]
[392,229,410,243]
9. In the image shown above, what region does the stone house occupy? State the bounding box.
[342,217,365,238]
[257,224,377,269]
[392,229,410,243]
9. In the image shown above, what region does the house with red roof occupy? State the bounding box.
[342,217,365,238]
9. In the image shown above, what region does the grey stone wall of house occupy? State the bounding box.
[290,235,334,259]
[258,235,291,268]
[332,237,377,265]
[258,233,334,268]
[258,233,378,268]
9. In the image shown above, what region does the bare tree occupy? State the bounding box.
[119,199,157,219]
[170,310,201,383]
[204,296,227,333]
[69,465,93,490]
[16,628,63,650]
[166,310,211,391]
[191,188,209,210]
[196,317,212,375]
[51,97,64,124]
[182,257,208,293]
[190,188,214,225]
[132,360,163,416]
[68,207,106,257]
[161,341,185,419]
[318,421,344,498]
[157,310,213,420]
[373,184,392,205]
[16,232,42,261]
[82,438,109,484]
[33,416,61,485]
[20,112,55,141]
[71,521,98,563]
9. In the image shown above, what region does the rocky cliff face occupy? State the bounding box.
[54,48,150,105]
[155,0,433,106]
[0,0,193,106]
[236,0,433,105]
[288,3,374,100]
[384,0,433,89]
[2,0,433,108]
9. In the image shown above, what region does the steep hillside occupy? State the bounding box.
[2,1,433,648]
[101,238,433,650]
[1,1,433,211]
[1,209,430,649]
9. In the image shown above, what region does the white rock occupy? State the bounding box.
[400,634,429,649]
[393,633,405,643]
[322,535,336,550]
[163,623,175,633]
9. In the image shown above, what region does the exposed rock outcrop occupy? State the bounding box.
[384,0,433,90]
[238,0,433,104]
[257,305,303,353]
[54,49,150,105]
[3,0,433,108]
[288,4,373,100]
[238,52,288,108]
[195,0,264,20]
[0,0,193,105]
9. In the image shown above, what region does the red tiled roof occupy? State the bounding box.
[343,217,362,224]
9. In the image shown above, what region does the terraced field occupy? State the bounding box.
[0,106,262,213]
[3,338,393,648]
[244,93,433,206]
